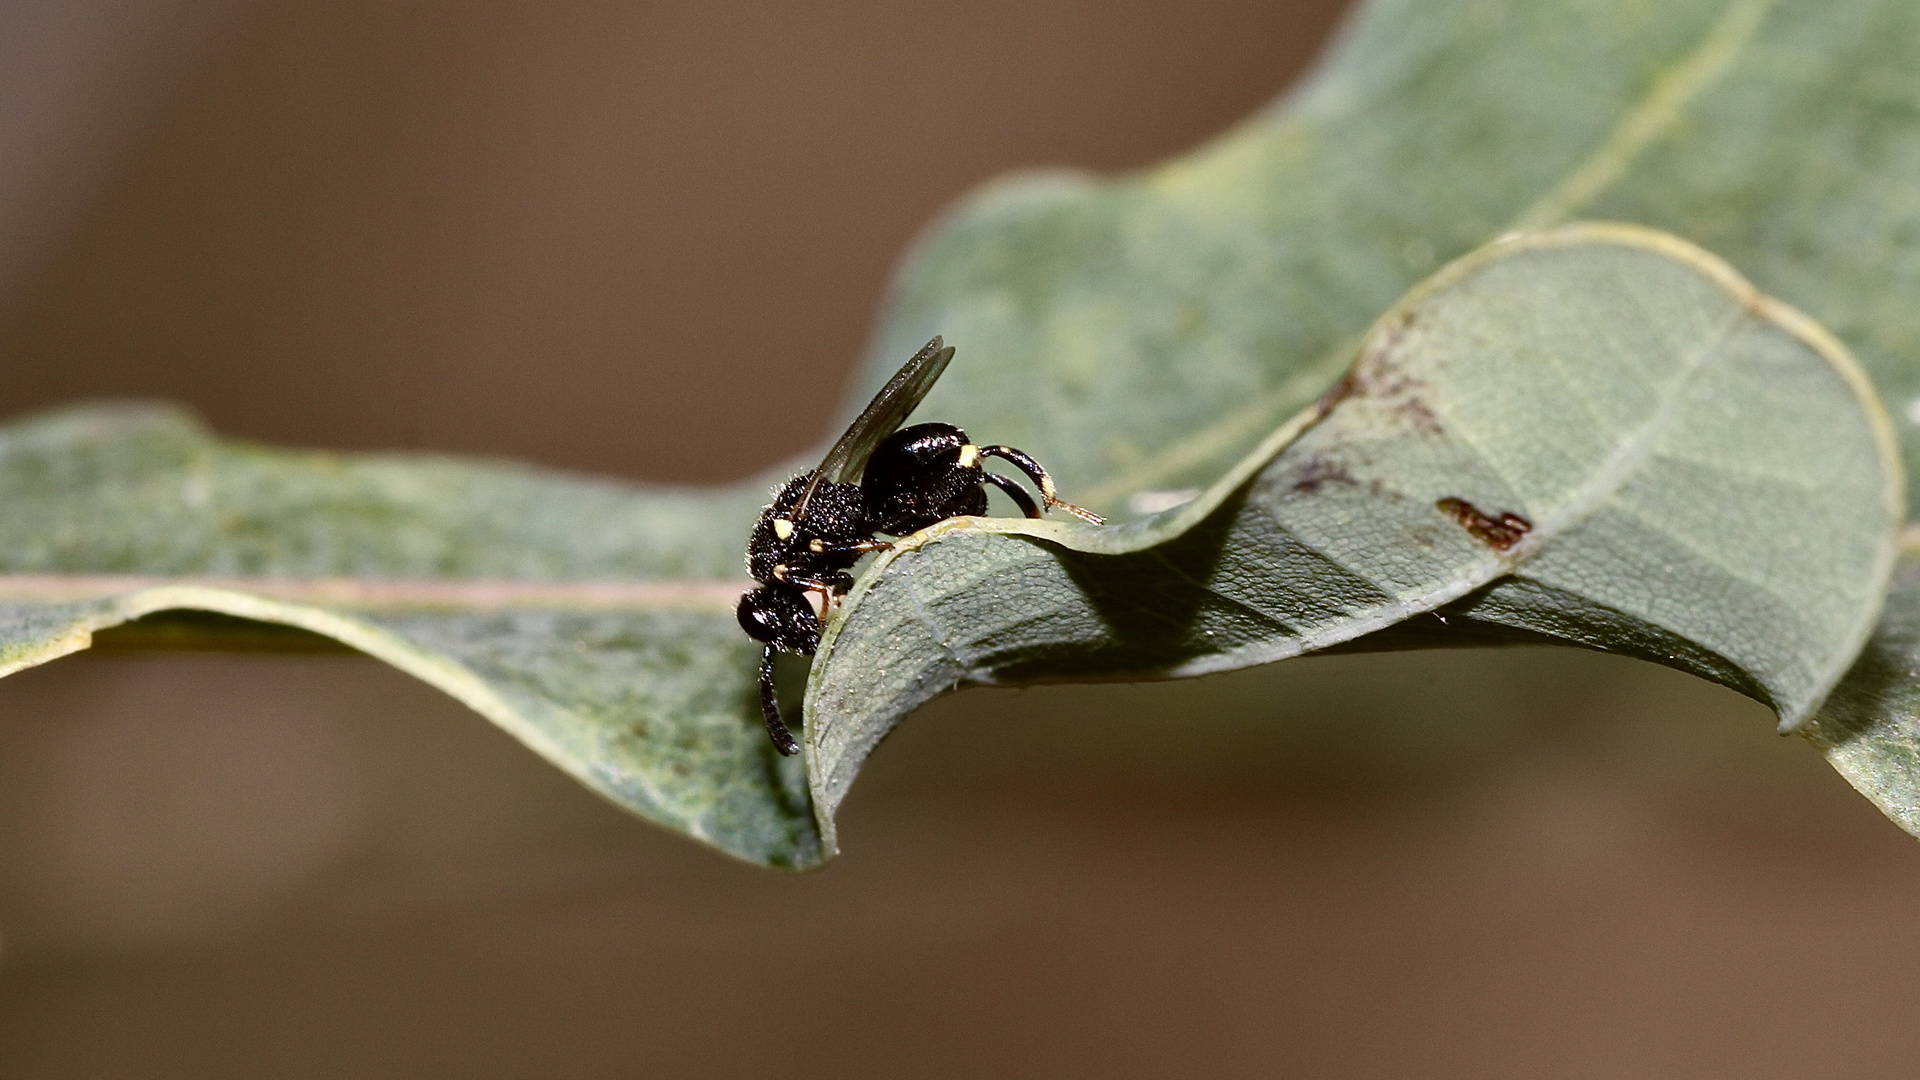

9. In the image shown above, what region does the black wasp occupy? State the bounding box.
[737,336,1102,756]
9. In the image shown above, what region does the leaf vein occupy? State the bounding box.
[1508,0,1776,230]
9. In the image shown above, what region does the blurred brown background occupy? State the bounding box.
[3,1,1919,1077]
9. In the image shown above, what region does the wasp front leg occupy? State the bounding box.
[770,565,857,616]
[802,537,893,559]
[979,470,1041,518]
[979,445,1104,523]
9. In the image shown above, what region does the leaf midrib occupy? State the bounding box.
[0,573,747,611]
[1509,0,1777,230]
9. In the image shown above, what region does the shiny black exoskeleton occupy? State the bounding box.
[736,337,1100,756]
[864,422,1085,533]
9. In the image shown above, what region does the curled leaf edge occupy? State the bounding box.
[802,220,1906,854]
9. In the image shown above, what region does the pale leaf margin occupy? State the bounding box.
[0,578,751,840]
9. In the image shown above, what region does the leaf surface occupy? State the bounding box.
[805,227,1900,850]
[7,0,1920,865]
[0,407,818,866]
[1807,545,1920,836]
[863,0,1920,517]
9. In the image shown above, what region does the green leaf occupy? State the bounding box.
[0,407,818,867]
[809,0,1920,850]
[865,0,1920,516]
[804,226,1901,851]
[1807,546,1920,834]
[7,0,1920,866]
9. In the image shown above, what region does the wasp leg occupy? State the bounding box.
[758,644,800,756]
[980,470,1041,518]
[979,445,1104,524]
[770,567,849,591]
[771,568,853,617]
[803,538,893,558]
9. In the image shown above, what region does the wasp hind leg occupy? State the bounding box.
[758,644,800,757]
[979,445,1103,524]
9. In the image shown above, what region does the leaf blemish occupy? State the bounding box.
[1436,497,1531,551]
[1354,361,1435,425]
[1341,318,1444,436]
[1290,455,1359,493]
[1313,370,1360,415]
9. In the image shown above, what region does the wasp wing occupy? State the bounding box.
[792,336,954,519]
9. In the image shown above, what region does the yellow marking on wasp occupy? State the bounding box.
[957,444,980,468]
[772,518,794,540]
[809,539,825,553]
[772,564,789,579]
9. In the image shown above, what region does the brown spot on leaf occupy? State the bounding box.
[1291,455,1359,493]
[1391,396,1442,434]
[1326,311,1444,436]
[1312,370,1358,416]
[1436,497,1531,551]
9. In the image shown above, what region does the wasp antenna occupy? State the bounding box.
[1053,499,1104,525]
[757,645,800,756]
